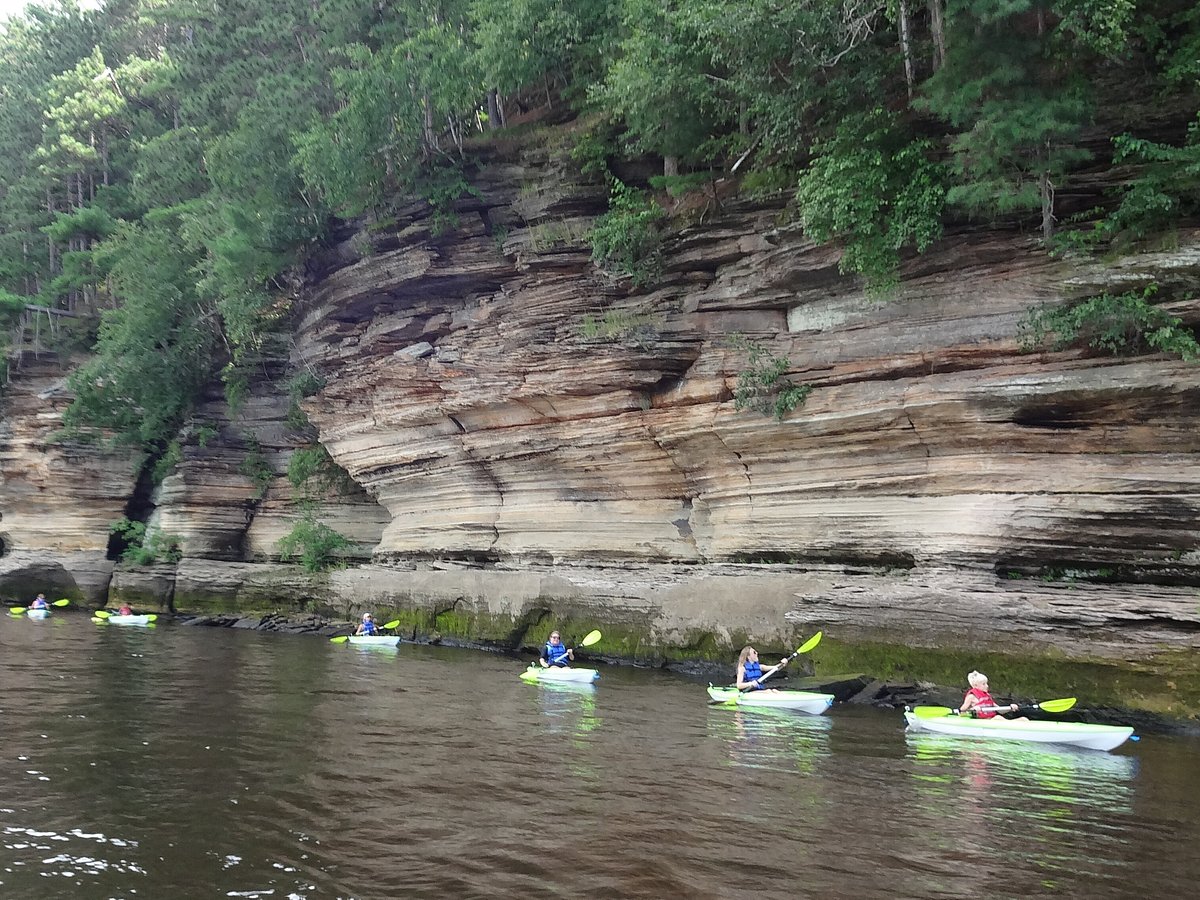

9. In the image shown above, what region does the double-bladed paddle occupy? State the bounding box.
[738,631,823,691]
[911,697,1078,719]
[330,619,402,643]
[9,599,71,614]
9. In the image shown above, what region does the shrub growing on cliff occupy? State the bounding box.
[1019,287,1200,361]
[109,517,184,565]
[277,508,351,573]
[588,181,666,285]
[729,334,811,420]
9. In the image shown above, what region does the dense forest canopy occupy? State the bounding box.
[0,0,1197,456]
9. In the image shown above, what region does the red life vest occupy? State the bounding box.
[965,686,998,718]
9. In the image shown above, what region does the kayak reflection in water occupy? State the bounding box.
[960,671,1027,722]
[538,631,573,667]
[735,645,788,692]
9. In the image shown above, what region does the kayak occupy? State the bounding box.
[347,635,400,646]
[707,685,834,715]
[26,608,51,619]
[903,711,1133,752]
[98,614,156,626]
[520,665,600,684]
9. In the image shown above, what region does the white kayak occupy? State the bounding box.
[348,635,400,646]
[520,665,600,684]
[903,711,1133,752]
[707,685,834,715]
[26,608,51,619]
[101,614,156,626]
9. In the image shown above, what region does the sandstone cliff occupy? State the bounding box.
[2,133,1198,710]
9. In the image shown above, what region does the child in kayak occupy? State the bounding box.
[30,593,49,610]
[538,631,574,667]
[960,671,1025,720]
[355,613,378,636]
[735,646,789,691]
[118,603,134,616]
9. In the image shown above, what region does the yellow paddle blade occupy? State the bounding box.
[145,614,158,622]
[795,631,823,654]
[94,610,112,618]
[911,705,958,719]
[382,619,401,630]
[579,629,602,648]
[9,606,24,615]
[53,599,71,607]
[329,635,349,644]
[1037,697,1077,713]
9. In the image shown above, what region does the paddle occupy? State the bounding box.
[911,697,1078,719]
[9,599,70,614]
[330,619,402,643]
[539,629,602,664]
[738,631,823,691]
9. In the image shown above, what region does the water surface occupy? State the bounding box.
[1,613,1197,898]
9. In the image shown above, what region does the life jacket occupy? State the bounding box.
[31,598,48,609]
[966,686,998,718]
[543,641,570,666]
[118,607,133,616]
[360,620,377,635]
[743,659,766,689]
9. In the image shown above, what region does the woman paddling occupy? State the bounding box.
[960,671,1027,721]
[735,645,789,691]
[355,613,378,636]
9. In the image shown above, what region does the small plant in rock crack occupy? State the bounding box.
[728,334,811,420]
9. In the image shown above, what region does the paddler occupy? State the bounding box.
[960,671,1026,720]
[355,613,378,636]
[735,645,789,691]
[538,631,574,668]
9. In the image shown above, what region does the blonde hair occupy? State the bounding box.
[967,670,988,688]
[737,646,757,668]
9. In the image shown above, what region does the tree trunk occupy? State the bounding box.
[1040,169,1055,242]
[664,156,679,178]
[897,0,915,99]
[928,0,946,70]
[486,88,500,131]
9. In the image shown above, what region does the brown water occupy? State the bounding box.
[1,614,1198,899]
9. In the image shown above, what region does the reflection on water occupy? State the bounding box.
[706,706,831,773]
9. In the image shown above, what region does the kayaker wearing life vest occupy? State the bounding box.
[355,613,378,636]
[539,631,574,668]
[30,593,49,610]
[960,671,1024,720]
[118,603,134,616]
[735,646,789,691]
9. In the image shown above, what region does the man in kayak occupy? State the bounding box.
[538,631,574,667]
[735,645,789,691]
[30,593,49,610]
[355,613,378,636]
[960,671,1025,720]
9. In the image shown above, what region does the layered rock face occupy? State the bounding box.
[290,141,1200,670]
[2,135,1198,697]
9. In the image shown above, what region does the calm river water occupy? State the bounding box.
[1,614,1198,899]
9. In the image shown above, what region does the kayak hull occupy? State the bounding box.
[707,685,834,715]
[903,711,1133,752]
[26,608,51,619]
[104,614,156,626]
[520,666,599,684]
[347,635,400,646]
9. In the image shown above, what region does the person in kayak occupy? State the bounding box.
[735,645,789,691]
[30,593,49,610]
[538,631,574,667]
[355,613,378,636]
[118,602,134,616]
[960,671,1025,720]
